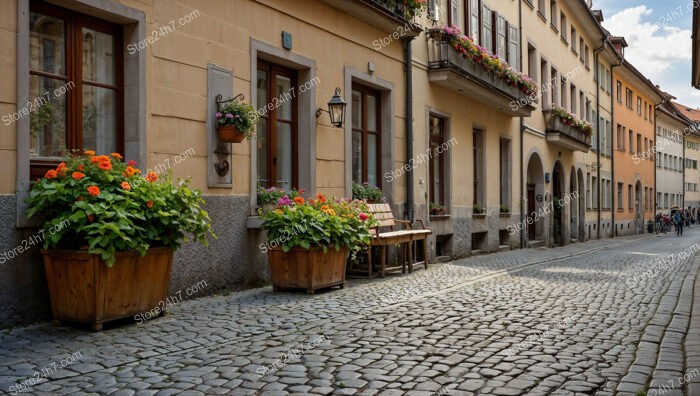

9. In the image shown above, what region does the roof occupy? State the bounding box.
[672,101,700,122]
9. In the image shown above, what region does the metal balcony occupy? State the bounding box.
[544,111,592,152]
[320,0,422,36]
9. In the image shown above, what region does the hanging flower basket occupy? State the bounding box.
[217,125,246,143]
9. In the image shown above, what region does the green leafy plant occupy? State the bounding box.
[500,204,510,213]
[215,99,258,140]
[403,0,427,18]
[473,204,485,215]
[429,202,445,215]
[25,151,215,266]
[352,182,384,203]
[261,194,377,255]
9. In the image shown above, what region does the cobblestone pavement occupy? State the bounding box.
[1,230,700,395]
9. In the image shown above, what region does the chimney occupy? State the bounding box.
[591,9,604,22]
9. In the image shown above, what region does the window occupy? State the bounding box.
[617,183,623,210]
[649,104,653,123]
[448,0,461,29]
[664,193,669,209]
[616,81,622,102]
[496,14,507,60]
[550,0,558,29]
[429,115,446,209]
[657,192,662,209]
[561,79,567,110]
[570,84,576,114]
[644,138,648,155]
[592,176,598,209]
[637,96,642,115]
[571,26,577,52]
[351,84,382,187]
[500,138,511,207]
[586,172,591,209]
[468,0,480,42]
[626,88,633,108]
[628,185,633,210]
[482,5,493,53]
[644,100,648,119]
[636,134,641,156]
[528,45,537,87]
[257,61,298,189]
[591,109,597,149]
[508,24,519,70]
[29,1,124,177]
[551,67,559,106]
[473,128,485,205]
[605,119,612,155]
[538,0,546,18]
[617,124,624,150]
[629,130,633,153]
[584,44,590,67]
[540,59,549,105]
[657,152,661,167]
[560,12,567,42]
[606,180,612,209]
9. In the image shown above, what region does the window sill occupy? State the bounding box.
[247,215,263,229]
[430,214,451,220]
[472,213,487,219]
[561,37,569,46]
[523,0,534,10]
[551,24,559,33]
[571,48,578,56]
[537,11,547,23]
[499,212,511,217]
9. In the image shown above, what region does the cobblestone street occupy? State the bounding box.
[2,230,700,395]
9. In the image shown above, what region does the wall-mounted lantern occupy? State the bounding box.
[316,87,347,128]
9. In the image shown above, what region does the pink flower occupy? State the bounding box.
[127,160,137,167]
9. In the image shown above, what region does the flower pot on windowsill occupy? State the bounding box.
[217,125,246,143]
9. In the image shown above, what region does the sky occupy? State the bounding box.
[594,0,700,109]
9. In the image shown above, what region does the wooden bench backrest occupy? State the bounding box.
[366,203,396,228]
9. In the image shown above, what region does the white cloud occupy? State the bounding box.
[602,5,691,77]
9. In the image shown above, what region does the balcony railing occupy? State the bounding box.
[320,0,422,36]
[544,110,592,152]
[427,37,534,117]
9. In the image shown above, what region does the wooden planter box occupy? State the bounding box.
[268,246,348,294]
[42,247,173,331]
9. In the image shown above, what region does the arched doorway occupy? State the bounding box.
[635,181,643,234]
[577,169,586,240]
[526,153,545,244]
[552,161,566,246]
[569,167,578,242]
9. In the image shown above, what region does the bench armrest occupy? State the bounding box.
[414,219,432,231]
[394,219,413,230]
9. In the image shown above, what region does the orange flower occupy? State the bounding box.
[110,152,123,159]
[275,209,283,214]
[97,161,112,171]
[56,162,67,174]
[77,164,84,171]
[124,166,138,177]
[327,209,336,216]
[87,185,100,196]
[87,214,95,222]
[317,193,327,203]
[321,204,330,211]
[84,150,96,156]
[72,172,85,180]
[90,155,111,164]
[121,181,131,191]
[44,170,58,179]
[293,196,305,205]
[146,200,154,208]
[75,196,85,201]
[145,171,158,182]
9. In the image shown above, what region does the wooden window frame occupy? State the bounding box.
[428,114,446,208]
[352,84,382,187]
[29,0,124,179]
[257,60,299,189]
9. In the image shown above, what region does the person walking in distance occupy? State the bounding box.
[674,210,684,236]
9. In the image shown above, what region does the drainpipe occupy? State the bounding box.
[519,0,526,249]
[611,57,624,237]
[593,42,605,240]
[404,37,414,222]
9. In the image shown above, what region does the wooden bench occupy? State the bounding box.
[365,203,432,278]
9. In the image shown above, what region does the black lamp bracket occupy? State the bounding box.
[215,93,244,110]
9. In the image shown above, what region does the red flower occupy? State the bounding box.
[359,213,369,221]
[145,171,158,183]
[127,160,137,167]
[72,172,85,180]
[44,170,58,179]
[293,196,305,205]
[121,182,131,191]
[87,185,100,196]
[146,200,154,208]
